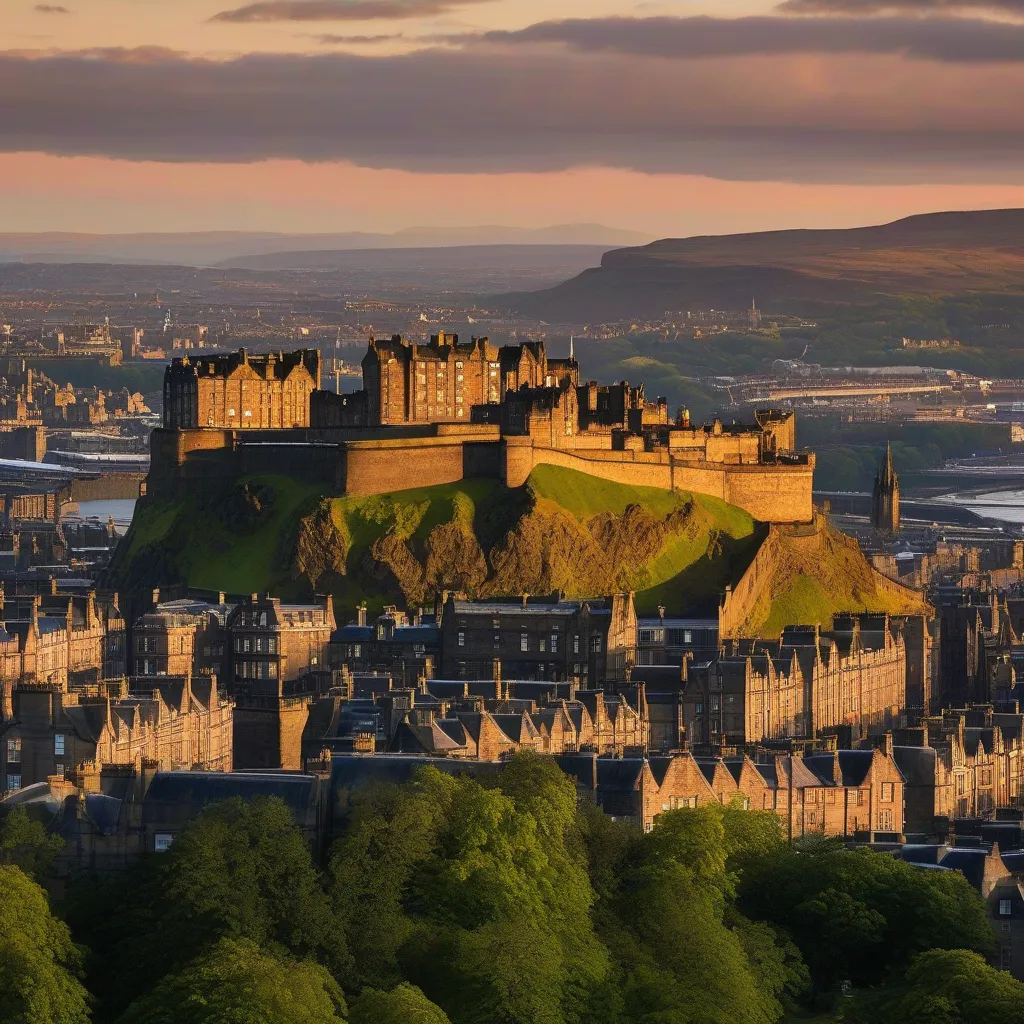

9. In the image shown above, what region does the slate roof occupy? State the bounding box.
[892,746,937,786]
[142,771,318,825]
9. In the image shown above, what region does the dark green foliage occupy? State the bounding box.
[844,949,1024,1024]
[736,846,993,991]
[330,755,611,1024]
[0,864,90,1024]
[66,796,342,1020]
[350,984,451,1024]
[115,937,347,1024]
[0,805,66,882]
[39,756,1010,1024]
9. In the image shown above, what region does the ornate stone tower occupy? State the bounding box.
[871,443,900,534]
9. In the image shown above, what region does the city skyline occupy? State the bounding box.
[4,0,1024,234]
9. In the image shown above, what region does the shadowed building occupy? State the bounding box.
[872,443,900,534]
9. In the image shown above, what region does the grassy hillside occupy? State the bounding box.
[111,464,921,631]
[500,210,1024,353]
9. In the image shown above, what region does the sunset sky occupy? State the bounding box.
[4,0,1024,236]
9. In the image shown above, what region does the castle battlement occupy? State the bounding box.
[146,341,815,525]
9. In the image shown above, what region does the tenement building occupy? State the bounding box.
[437,592,637,684]
[1,675,233,791]
[356,333,578,426]
[163,348,320,429]
[683,614,914,747]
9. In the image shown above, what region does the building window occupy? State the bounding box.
[54,763,64,777]
[6,738,21,763]
[493,634,500,649]
[54,734,65,757]
[550,633,558,653]
[154,833,175,853]
[590,636,601,653]
[1000,899,1013,916]
[573,635,580,655]
[5,774,21,792]
[458,631,465,648]
[695,702,703,714]
[881,783,895,802]
[539,638,547,653]
[521,633,529,652]
[683,630,693,644]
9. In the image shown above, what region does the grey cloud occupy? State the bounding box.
[211,0,486,22]
[314,32,404,42]
[484,14,1024,63]
[34,4,70,12]
[2,44,1024,183]
[777,0,1024,14]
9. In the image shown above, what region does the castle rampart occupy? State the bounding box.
[144,343,816,525]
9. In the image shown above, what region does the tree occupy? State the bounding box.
[737,846,993,990]
[845,949,1024,1024]
[0,864,90,1024]
[350,984,451,1024]
[116,937,347,1024]
[0,805,66,882]
[67,795,343,1018]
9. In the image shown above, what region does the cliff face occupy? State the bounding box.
[110,465,762,617]
[110,463,923,631]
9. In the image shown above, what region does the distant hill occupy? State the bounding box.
[500,209,1024,321]
[215,244,611,274]
[0,224,648,268]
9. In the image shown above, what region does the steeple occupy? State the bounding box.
[871,442,900,534]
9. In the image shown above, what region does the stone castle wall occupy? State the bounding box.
[504,438,814,523]
[145,424,814,525]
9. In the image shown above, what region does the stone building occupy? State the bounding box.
[162,348,320,429]
[328,605,439,685]
[1,675,233,792]
[309,676,647,762]
[682,614,911,747]
[438,593,637,684]
[357,333,578,426]
[226,594,336,698]
[893,706,1024,833]
[557,743,905,836]
[132,594,232,681]
[871,443,900,534]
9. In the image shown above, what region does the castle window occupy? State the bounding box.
[881,783,895,802]
[1000,899,1013,916]
[521,634,529,652]
[683,630,693,644]
[573,636,580,655]
[6,774,21,792]
[154,833,174,853]
[458,631,465,648]
[6,738,21,763]
[54,734,65,757]
[539,638,547,653]
[550,634,558,653]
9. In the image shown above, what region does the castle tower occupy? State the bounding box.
[871,443,900,534]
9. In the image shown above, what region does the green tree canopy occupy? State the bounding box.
[0,864,90,1024]
[115,937,347,1024]
[0,805,66,882]
[737,846,993,989]
[845,949,1024,1024]
[66,795,341,1018]
[330,756,611,1024]
[350,984,451,1024]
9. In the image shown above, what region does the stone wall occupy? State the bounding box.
[144,424,813,525]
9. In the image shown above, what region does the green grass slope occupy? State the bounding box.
[110,464,921,631]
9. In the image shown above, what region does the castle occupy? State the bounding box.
[152,336,815,524]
